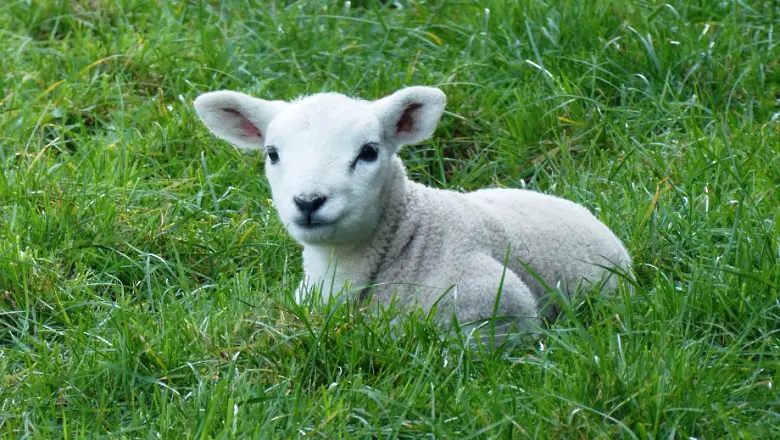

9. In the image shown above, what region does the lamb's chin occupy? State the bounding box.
[290,219,377,247]
[289,223,340,245]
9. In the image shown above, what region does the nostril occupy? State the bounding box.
[310,196,326,211]
[294,195,327,216]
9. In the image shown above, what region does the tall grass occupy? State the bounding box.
[1,0,777,438]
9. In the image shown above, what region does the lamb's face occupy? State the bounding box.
[194,86,446,246]
[263,95,390,245]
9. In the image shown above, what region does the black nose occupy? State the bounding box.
[293,195,327,218]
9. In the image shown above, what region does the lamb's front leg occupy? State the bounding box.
[293,276,341,306]
[300,245,379,305]
[298,247,342,305]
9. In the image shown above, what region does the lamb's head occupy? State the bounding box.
[194,86,446,246]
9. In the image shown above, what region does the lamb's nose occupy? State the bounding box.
[293,195,327,218]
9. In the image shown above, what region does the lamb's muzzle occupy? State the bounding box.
[293,194,327,223]
[194,86,632,340]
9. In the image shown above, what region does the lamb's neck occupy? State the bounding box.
[361,156,411,273]
[303,157,411,295]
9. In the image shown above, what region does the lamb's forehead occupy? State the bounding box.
[267,93,380,144]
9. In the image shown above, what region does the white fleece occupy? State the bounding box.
[194,86,631,333]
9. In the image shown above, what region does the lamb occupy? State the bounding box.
[193,86,631,336]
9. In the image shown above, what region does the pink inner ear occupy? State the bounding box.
[396,102,422,134]
[223,108,262,139]
[240,119,261,139]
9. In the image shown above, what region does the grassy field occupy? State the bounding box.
[1,0,778,438]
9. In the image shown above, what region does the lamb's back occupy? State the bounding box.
[375,183,629,317]
[464,188,630,307]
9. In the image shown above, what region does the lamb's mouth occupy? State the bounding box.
[299,222,330,229]
[294,219,335,229]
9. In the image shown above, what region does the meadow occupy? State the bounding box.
[1,0,778,438]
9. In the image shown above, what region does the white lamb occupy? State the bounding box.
[194,86,631,335]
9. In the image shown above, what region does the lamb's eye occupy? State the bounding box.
[266,148,280,164]
[356,143,379,163]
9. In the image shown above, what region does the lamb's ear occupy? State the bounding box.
[193,91,289,150]
[371,86,446,148]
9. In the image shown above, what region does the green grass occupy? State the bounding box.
[1,0,778,437]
